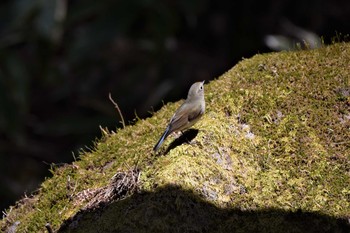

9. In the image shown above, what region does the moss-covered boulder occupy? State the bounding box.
[1,42,350,233]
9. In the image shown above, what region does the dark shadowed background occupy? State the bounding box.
[0,0,349,212]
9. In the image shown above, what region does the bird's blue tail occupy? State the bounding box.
[153,126,170,151]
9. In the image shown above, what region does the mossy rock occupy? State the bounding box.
[1,42,350,233]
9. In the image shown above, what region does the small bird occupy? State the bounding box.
[153,81,206,151]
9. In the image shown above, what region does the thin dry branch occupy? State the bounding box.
[108,93,126,128]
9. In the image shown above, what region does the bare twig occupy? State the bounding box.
[108,93,126,128]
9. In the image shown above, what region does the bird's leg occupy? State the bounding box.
[172,131,183,138]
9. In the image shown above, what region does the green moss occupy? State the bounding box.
[2,42,350,232]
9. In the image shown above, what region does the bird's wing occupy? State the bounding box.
[168,103,203,132]
[167,103,190,131]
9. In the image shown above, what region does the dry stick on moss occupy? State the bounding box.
[108,93,126,128]
[108,93,141,171]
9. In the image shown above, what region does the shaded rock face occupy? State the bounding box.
[58,185,349,233]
